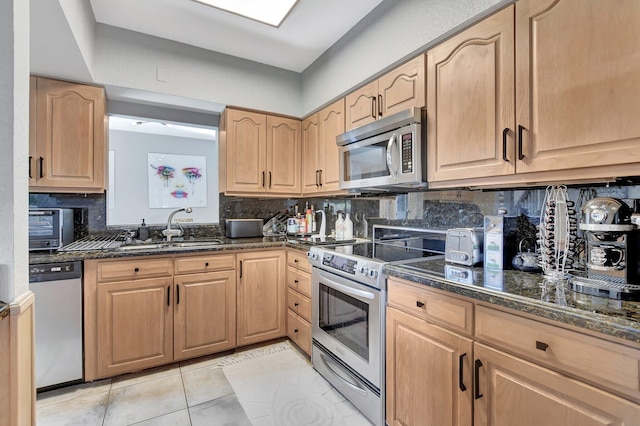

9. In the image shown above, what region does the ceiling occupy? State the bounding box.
[88,0,384,73]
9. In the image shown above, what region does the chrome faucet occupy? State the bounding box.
[162,207,192,241]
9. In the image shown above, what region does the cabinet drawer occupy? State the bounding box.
[174,253,235,274]
[286,266,311,297]
[97,258,173,282]
[287,250,311,273]
[287,310,311,355]
[287,288,311,322]
[387,278,473,336]
[475,305,640,403]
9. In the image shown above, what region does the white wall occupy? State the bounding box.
[0,0,30,302]
[108,129,219,226]
[30,0,93,82]
[58,0,96,78]
[93,25,303,117]
[301,0,507,113]
[37,0,509,118]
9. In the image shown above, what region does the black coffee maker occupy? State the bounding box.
[579,197,640,284]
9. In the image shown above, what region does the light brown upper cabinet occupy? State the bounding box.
[302,99,346,195]
[345,56,425,131]
[221,108,301,196]
[427,7,515,183]
[29,76,107,193]
[428,0,640,187]
[515,0,640,174]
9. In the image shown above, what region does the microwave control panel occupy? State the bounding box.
[401,132,413,173]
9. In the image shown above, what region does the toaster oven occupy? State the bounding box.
[29,208,75,251]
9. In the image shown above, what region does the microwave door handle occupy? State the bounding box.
[386,133,398,180]
[319,273,375,300]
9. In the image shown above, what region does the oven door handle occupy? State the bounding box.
[318,273,375,300]
[319,353,368,396]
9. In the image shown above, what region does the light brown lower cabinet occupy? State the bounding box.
[85,253,238,380]
[95,276,174,379]
[386,306,473,426]
[236,250,286,347]
[173,270,236,361]
[474,343,640,425]
[286,249,312,355]
[386,277,640,426]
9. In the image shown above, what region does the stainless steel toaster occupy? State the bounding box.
[445,227,484,266]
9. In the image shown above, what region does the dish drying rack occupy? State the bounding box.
[538,185,577,280]
[58,233,124,251]
[263,211,288,236]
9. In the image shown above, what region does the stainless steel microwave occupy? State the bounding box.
[29,208,75,251]
[337,107,427,192]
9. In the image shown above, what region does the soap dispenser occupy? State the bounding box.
[138,219,149,241]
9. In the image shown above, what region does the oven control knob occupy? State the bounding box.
[368,269,378,279]
[359,266,369,276]
[307,252,318,260]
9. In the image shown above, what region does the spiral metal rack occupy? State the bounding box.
[538,185,578,280]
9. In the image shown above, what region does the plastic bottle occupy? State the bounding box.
[344,213,353,240]
[306,204,313,234]
[335,212,345,241]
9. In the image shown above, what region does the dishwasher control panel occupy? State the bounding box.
[29,261,82,282]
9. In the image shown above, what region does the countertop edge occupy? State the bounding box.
[29,238,308,264]
[384,264,640,345]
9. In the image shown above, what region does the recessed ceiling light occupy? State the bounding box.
[191,0,299,27]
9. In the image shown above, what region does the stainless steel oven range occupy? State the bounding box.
[307,225,446,426]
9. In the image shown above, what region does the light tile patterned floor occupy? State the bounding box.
[36,340,372,426]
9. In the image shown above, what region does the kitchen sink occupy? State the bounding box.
[116,238,225,252]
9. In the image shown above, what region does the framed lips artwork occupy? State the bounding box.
[148,152,207,208]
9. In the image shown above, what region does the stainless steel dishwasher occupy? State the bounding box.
[29,261,83,390]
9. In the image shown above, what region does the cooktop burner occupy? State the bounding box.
[307,226,447,288]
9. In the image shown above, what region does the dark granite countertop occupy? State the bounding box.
[0,301,8,319]
[384,260,640,344]
[29,236,310,264]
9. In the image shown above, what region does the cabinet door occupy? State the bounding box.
[287,310,311,355]
[474,343,640,426]
[318,99,345,193]
[302,113,321,194]
[174,271,236,361]
[225,109,267,193]
[96,277,173,378]
[386,307,473,426]
[266,115,301,195]
[345,80,378,131]
[427,7,515,183]
[29,76,37,187]
[515,0,640,173]
[237,250,286,346]
[32,77,106,192]
[379,55,425,118]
